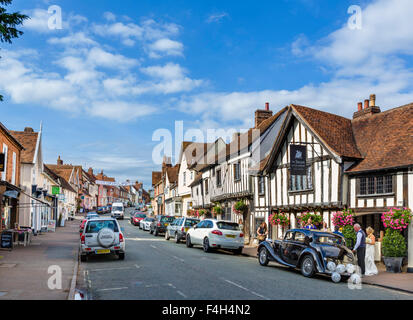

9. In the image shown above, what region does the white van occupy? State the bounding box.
[111,202,125,220]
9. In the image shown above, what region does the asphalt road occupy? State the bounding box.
[78,208,413,300]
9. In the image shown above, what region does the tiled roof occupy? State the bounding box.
[9,130,39,163]
[228,107,288,158]
[152,171,162,186]
[166,165,180,184]
[291,105,362,159]
[46,165,74,183]
[45,165,77,193]
[183,142,212,167]
[347,103,413,172]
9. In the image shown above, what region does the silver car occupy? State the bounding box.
[80,217,125,262]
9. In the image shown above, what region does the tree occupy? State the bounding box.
[0,0,28,101]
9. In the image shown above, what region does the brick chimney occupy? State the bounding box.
[255,102,273,128]
[57,156,63,165]
[88,167,94,176]
[353,94,381,120]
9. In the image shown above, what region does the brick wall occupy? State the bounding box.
[0,130,21,186]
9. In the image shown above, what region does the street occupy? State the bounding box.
[77,208,413,300]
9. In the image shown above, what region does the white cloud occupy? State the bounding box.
[141,63,186,79]
[206,12,228,23]
[48,32,98,46]
[103,12,116,22]
[148,38,184,57]
[22,9,51,33]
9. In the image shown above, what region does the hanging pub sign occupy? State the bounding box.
[0,153,4,172]
[290,144,307,175]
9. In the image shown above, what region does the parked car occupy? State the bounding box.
[186,219,244,254]
[165,217,200,243]
[150,216,175,236]
[257,229,355,279]
[80,217,125,262]
[130,212,146,226]
[140,217,155,231]
[111,202,125,220]
[79,214,100,236]
[97,207,105,214]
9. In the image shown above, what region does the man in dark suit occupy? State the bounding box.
[352,223,366,276]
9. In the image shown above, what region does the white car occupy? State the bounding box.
[140,217,155,231]
[186,219,244,254]
[80,217,125,262]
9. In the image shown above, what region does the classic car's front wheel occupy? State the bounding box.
[258,247,269,266]
[301,255,315,278]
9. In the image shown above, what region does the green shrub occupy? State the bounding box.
[382,229,407,257]
[342,225,356,248]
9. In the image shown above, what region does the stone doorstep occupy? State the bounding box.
[0,263,17,268]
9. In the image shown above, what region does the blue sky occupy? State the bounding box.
[1,0,413,189]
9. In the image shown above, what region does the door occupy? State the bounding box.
[290,231,307,266]
[280,231,295,265]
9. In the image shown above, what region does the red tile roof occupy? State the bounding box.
[152,171,162,186]
[291,105,362,159]
[347,103,413,172]
[9,130,39,163]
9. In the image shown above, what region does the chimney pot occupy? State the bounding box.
[369,94,376,107]
[24,127,34,133]
[364,99,369,109]
[358,102,363,111]
[265,102,270,111]
[57,156,63,165]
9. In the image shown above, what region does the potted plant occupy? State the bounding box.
[269,212,290,228]
[381,207,412,273]
[332,209,356,248]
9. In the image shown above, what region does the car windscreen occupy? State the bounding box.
[217,222,240,231]
[185,219,200,227]
[112,206,123,211]
[146,218,155,222]
[161,216,175,222]
[315,235,343,245]
[135,213,146,218]
[86,220,119,233]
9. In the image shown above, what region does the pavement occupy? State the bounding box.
[0,219,80,300]
[242,243,413,294]
[76,208,413,300]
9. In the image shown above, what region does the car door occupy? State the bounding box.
[202,220,214,241]
[191,220,205,244]
[280,231,295,265]
[289,231,307,266]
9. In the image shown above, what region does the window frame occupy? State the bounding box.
[357,174,394,197]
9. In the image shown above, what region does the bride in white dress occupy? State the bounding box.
[365,227,378,276]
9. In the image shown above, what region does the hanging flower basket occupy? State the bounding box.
[381,207,412,231]
[332,209,355,227]
[198,209,207,217]
[297,212,323,227]
[233,200,248,215]
[187,209,197,217]
[212,205,223,217]
[269,212,290,227]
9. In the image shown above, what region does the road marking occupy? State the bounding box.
[167,283,177,289]
[126,238,165,242]
[97,287,128,292]
[150,245,157,249]
[134,264,140,269]
[177,290,187,298]
[172,256,185,262]
[89,267,135,272]
[224,279,270,300]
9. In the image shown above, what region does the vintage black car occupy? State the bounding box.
[258,229,355,278]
